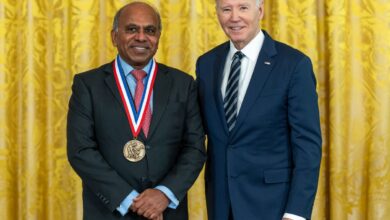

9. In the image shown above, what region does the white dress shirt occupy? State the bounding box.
[221,30,306,220]
[116,56,179,216]
[221,31,264,113]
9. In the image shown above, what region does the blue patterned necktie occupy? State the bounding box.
[224,51,244,132]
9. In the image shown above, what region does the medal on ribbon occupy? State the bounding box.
[112,55,157,162]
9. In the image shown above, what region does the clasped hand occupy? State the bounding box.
[130,189,169,220]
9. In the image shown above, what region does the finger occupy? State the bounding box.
[148,209,162,220]
[144,210,158,219]
[138,204,154,217]
[151,213,162,220]
[136,198,152,211]
[131,198,146,213]
[130,203,138,213]
[136,199,154,216]
[134,192,146,201]
[136,206,147,216]
[143,209,153,219]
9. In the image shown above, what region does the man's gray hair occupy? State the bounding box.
[112,2,162,32]
[215,0,262,7]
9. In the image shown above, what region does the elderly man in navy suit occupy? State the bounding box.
[196,0,322,219]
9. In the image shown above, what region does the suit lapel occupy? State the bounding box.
[214,43,230,134]
[104,62,124,108]
[232,31,277,135]
[148,64,171,138]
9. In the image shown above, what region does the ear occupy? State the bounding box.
[258,1,265,20]
[111,30,117,47]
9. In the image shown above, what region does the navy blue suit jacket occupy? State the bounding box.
[196,31,322,220]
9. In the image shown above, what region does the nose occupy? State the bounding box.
[135,29,146,41]
[230,8,240,21]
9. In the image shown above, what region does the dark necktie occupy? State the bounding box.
[224,51,244,132]
[131,69,152,137]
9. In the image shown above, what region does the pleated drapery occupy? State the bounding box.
[1,0,389,219]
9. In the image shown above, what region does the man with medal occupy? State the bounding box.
[67,1,206,220]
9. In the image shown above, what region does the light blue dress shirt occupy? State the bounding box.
[116,56,179,216]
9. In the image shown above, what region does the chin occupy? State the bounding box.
[231,38,245,44]
[131,55,149,62]
[228,34,245,41]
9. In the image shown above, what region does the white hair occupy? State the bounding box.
[215,0,262,7]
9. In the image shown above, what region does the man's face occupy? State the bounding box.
[216,0,264,50]
[111,3,160,69]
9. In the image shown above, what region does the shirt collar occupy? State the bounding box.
[117,55,153,76]
[228,30,265,62]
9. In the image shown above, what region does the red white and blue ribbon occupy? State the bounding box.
[112,55,157,137]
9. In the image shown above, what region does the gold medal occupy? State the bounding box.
[123,139,146,162]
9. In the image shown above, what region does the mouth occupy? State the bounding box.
[228,26,244,32]
[130,45,150,52]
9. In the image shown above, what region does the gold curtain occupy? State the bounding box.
[1,0,389,219]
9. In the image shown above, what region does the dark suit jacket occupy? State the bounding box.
[67,61,206,220]
[196,31,322,220]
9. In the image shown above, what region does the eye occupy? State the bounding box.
[239,6,249,11]
[144,27,157,36]
[221,7,231,13]
[125,26,139,34]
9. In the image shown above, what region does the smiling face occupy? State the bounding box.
[111,2,161,69]
[216,0,264,50]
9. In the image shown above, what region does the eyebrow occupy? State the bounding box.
[219,2,251,8]
[124,23,158,29]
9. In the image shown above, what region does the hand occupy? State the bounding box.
[151,213,163,220]
[130,189,169,219]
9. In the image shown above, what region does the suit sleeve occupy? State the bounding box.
[285,56,322,218]
[67,75,134,212]
[158,78,207,202]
